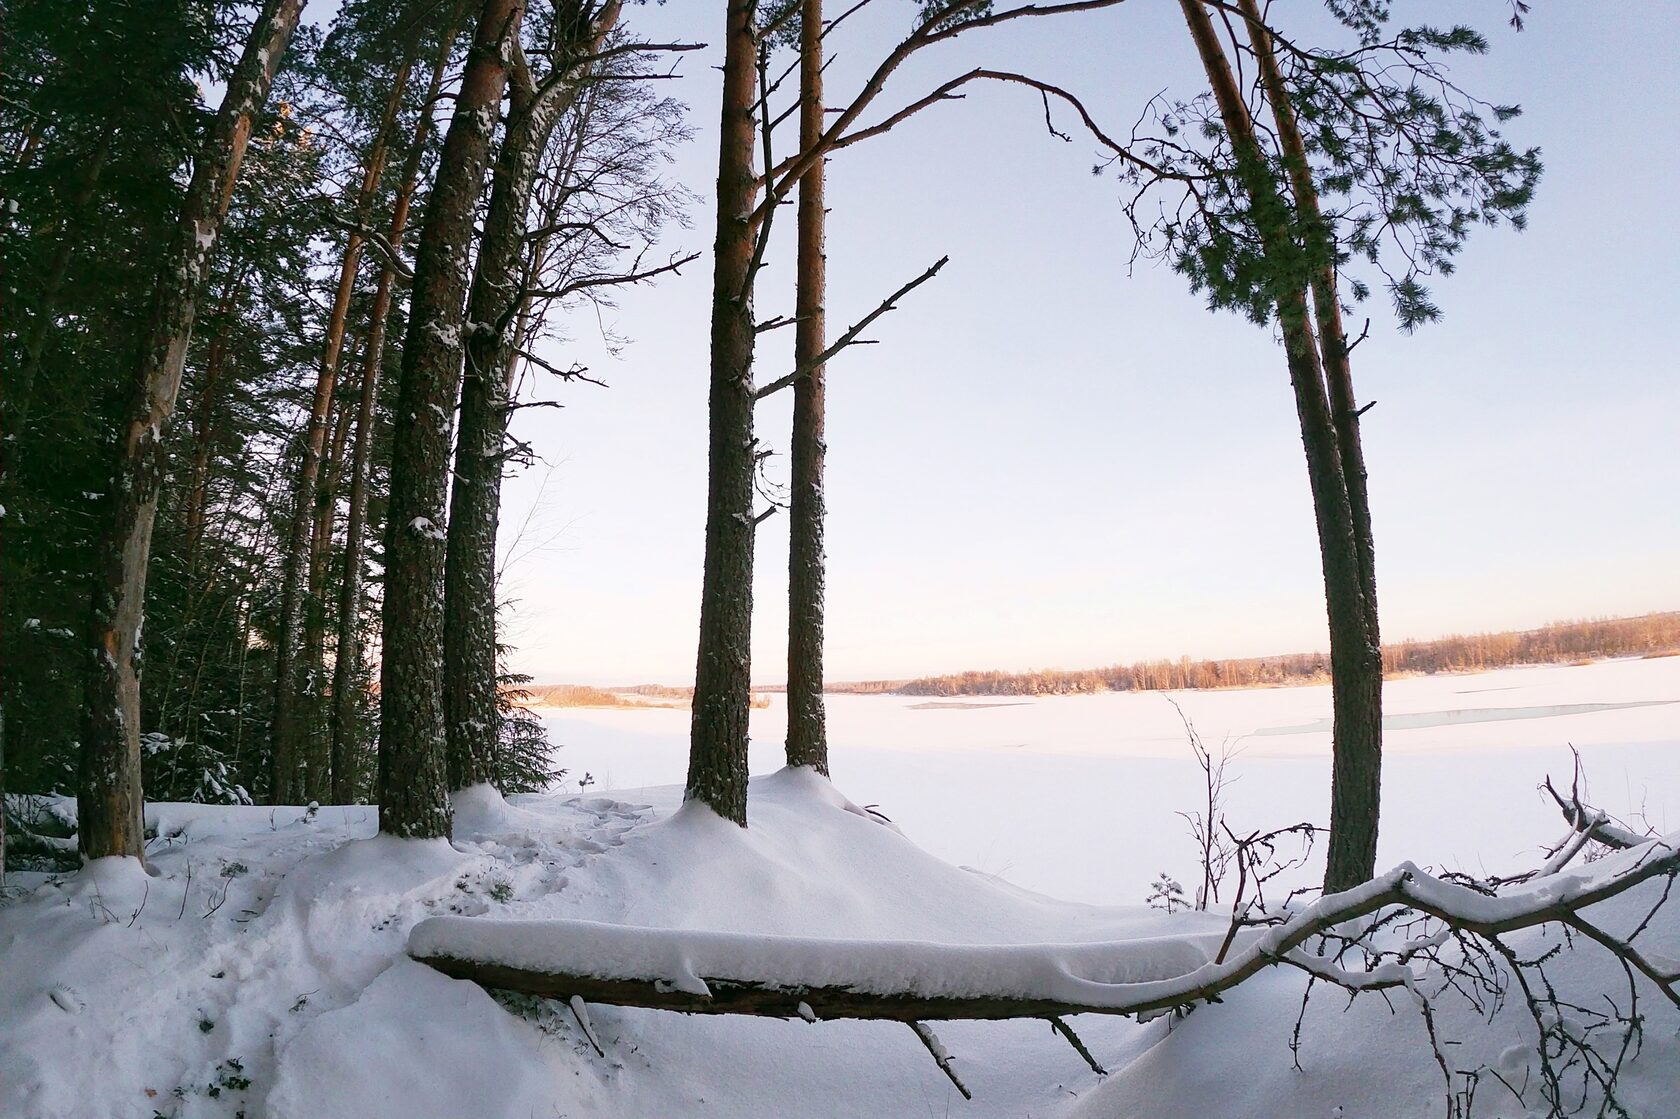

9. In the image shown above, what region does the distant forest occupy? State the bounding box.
[529,612,1680,702]
[846,612,1680,698]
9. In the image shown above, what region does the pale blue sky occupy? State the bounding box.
[495,1,1679,684]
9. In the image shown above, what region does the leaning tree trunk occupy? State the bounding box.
[272,49,414,805]
[1238,0,1383,891]
[686,0,761,826]
[330,3,467,806]
[378,0,524,839]
[1177,0,1382,891]
[784,0,830,776]
[444,7,619,793]
[79,0,305,862]
[1236,0,1380,635]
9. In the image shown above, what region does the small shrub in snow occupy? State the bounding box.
[495,667,566,794]
[1146,873,1188,913]
[140,733,252,805]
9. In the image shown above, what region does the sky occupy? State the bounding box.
[492,1,1680,685]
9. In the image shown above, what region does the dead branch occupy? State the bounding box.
[754,255,947,400]
[513,347,607,388]
[412,825,1678,1023]
[527,251,700,302]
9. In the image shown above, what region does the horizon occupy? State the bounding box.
[523,607,1680,689]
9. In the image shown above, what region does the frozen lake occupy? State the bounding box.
[538,657,1680,907]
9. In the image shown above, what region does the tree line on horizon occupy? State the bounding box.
[870,612,1680,698]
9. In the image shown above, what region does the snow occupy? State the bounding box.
[542,658,1680,906]
[407,515,446,540]
[1,659,1676,1118]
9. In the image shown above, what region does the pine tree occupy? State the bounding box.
[377,0,526,839]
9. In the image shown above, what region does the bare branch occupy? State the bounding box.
[755,255,948,400]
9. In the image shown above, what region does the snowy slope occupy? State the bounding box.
[2,761,1675,1118]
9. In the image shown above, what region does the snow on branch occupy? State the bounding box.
[410,828,1677,1021]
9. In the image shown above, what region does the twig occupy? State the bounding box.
[908,1020,972,1100]
[755,256,948,399]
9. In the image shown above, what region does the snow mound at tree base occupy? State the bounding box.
[2,766,1675,1119]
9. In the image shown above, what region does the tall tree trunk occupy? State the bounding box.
[272,49,415,804]
[1236,0,1379,631]
[1177,0,1382,891]
[330,3,468,806]
[687,1,762,827]
[79,0,305,862]
[444,10,618,793]
[378,0,524,839]
[298,384,357,799]
[784,0,828,775]
[182,284,242,577]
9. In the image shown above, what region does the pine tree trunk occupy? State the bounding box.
[784,0,828,775]
[297,386,356,799]
[378,0,523,839]
[686,0,761,826]
[272,52,413,805]
[182,284,241,577]
[443,3,620,794]
[1178,0,1382,891]
[1238,0,1379,629]
[79,0,305,862]
[330,4,467,806]
[443,91,540,796]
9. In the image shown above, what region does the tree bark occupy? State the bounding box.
[181,277,246,577]
[378,0,524,839]
[79,0,305,862]
[330,3,468,806]
[784,0,829,775]
[1176,0,1382,891]
[1235,0,1379,634]
[444,7,619,793]
[272,48,415,805]
[686,0,762,826]
[297,383,357,798]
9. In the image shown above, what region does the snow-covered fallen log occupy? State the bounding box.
[409,828,1680,1024]
[409,919,1225,1020]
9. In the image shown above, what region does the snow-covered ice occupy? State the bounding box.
[1,657,1675,1118]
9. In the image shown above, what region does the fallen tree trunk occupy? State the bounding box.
[410,825,1679,1023]
[413,956,1172,1021]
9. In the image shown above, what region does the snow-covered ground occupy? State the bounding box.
[542,657,1680,905]
[1,657,1675,1118]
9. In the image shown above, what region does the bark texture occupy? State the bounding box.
[330,6,467,805]
[1177,0,1382,891]
[378,0,524,839]
[686,0,761,826]
[1236,0,1380,634]
[784,0,829,775]
[444,5,620,792]
[1236,0,1383,890]
[79,0,306,861]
